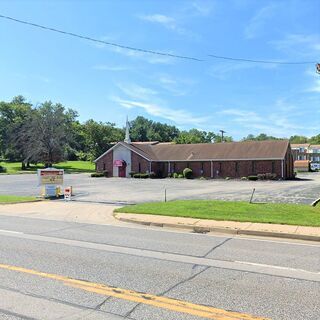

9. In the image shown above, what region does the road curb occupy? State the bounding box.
[115,215,320,242]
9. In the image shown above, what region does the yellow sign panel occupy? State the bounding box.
[38,169,64,185]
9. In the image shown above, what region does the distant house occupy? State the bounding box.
[294,160,310,172]
[291,144,320,165]
[291,144,310,161]
[95,121,294,179]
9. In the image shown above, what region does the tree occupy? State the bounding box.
[0,96,32,163]
[289,135,310,144]
[129,116,179,142]
[174,129,232,144]
[81,120,124,161]
[242,133,280,141]
[17,101,77,167]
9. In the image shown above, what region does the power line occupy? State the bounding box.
[0,13,317,66]
[208,54,316,65]
[0,14,202,62]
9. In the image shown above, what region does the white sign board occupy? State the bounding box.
[38,168,64,186]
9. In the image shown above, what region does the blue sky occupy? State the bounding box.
[0,0,319,139]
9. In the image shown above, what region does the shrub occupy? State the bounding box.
[167,172,173,178]
[0,165,7,173]
[129,171,136,177]
[91,172,105,177]
[248,175,258,181]
[265,173,277,180]
[225,176,231,180]
[133,173,149,179]
[199,176,206,180]
[183,168,193,179]
[178,173,184,178]
[257,173,266,180]
[241,176,248,180]
[173,172,179,178]
[149,171,156,179]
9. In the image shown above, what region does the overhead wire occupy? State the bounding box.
[0,13,318,66]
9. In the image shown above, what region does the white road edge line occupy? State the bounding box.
[0,229,23,234]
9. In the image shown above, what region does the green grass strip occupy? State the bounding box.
[0,195,38,203]
[115,200,320,227]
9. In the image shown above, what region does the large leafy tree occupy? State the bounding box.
[17,101,77,167]
[242,133,280,141]
[0,96,32,162]
[129,116,179,142]
[174,129,232,144]
[81,120,124,161]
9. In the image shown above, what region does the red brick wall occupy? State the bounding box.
[131,152,150,173]
[95,150,113,177]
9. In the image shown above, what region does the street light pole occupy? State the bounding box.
[219,130,226,142]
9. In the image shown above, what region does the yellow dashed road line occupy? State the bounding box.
[0,263,270,320]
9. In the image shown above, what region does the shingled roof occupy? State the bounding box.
[122,140,290,161]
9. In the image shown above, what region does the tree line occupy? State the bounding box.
[1,96,318,168]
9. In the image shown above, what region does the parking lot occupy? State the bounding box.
[0,172,319,204]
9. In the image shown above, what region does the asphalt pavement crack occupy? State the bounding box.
[123,266,210,318]
[202,238,232,257]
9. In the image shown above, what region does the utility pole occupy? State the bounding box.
[219,130,226,143]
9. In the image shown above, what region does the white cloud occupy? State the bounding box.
[221,100,313,137]
[190,1,214,16]
[116,83,158,100]
[111,46,174,64]
[270,34,320,58]
[139,14,176,30]
[138,13,199,39]
[244,3,279,39]
[114,83,208,126]
[207,61,277,79]
[114,98,207,125]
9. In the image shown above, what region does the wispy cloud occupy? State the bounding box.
[244,3,279,39]
[138,13,200,39]
[207,61,277,79]
[110,46,174,64]
[156,74,196,96]
[188,1,214,16]
[221,99,315,137]
[139,14,176,30]
[271,34,320,58]
[113,83,207,125]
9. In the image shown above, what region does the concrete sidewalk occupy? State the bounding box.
[0,201,121,225]
[115,213,320,242]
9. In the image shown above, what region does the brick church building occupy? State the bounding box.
[95,120,294,179]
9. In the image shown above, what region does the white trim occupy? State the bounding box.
[94,144,118,162]
[281,159,284,178]
[94,142,151,162]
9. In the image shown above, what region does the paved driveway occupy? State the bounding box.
[0,172,319,204]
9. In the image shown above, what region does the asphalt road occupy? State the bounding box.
[0,172,320,204]
[0,215,319,320]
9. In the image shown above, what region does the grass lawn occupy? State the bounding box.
[0,161,95,174]
[0,195,38,203]
[115,200,320,227]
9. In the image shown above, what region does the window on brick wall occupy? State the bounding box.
[235,162,238,173]
[252,161,255,174]
[272,161,275,173]
[187,162,189,168]
[103,163,106,171]
[138,163,141,173]
[173,163,176,172]
[219,162,222,172]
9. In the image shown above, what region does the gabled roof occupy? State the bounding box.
[95,140,290,162]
